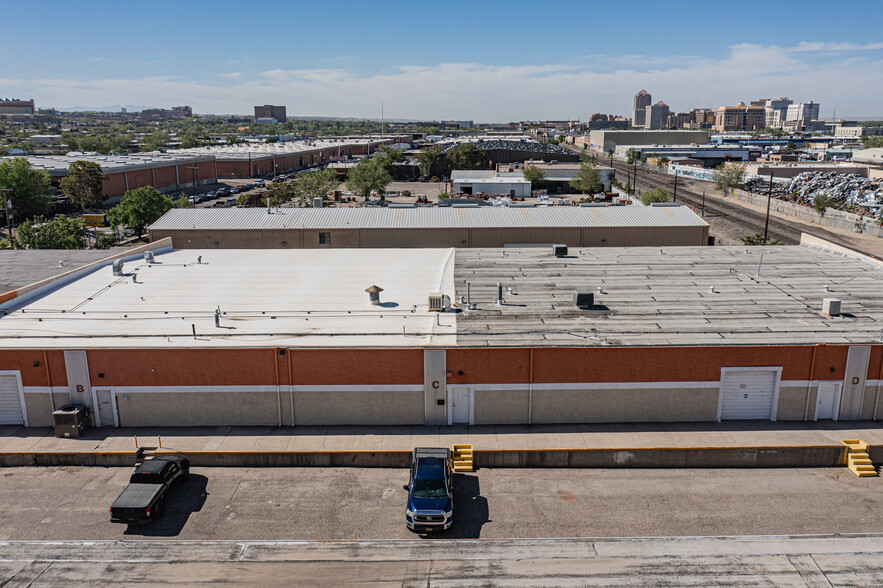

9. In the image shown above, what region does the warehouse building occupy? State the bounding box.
[9,138,397,201]
[451,170,532,196]
[147,206,710,249]
[586,130,711,151]
[0,243,881,428]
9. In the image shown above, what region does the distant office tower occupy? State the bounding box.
[751,97,793,129]
[632,90,652,127]
[644,101,670,129]
[254,105,287,122]
[713,103,765,131]
[786,101,820,124]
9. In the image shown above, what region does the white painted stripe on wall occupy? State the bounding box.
[22,380,876,395]
[290,385,424,393]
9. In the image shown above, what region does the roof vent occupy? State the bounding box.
[573,290,594,309]
[313,197,323,208]
[365,285,383,305]
[112,259,124,276]
[822,298,841,317]
[144,251,155,264]
[428,292,447,312]
[553,244,568,257]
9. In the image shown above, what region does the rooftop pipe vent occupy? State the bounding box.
[144,251,155,264]
[366,285,383,306]
[112,259,124,276]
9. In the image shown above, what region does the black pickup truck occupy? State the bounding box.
[109,455,190,524]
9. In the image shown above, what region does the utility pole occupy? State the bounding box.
[1,188,13,240]
[632,159,638,195]
[763,171,774,242]
[672,170,678,203]
[701,190,706,217]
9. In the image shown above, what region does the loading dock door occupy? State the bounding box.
[0,372,26,426]
[718,368,780,421]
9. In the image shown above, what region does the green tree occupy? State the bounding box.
[861,136,883,148]
[640,187,670,205]
[263,182,298,207]
[445,143,487,171]
[812,194,835,214]
[522,165,546,188]
[0,157,53,221]
[59,160,108,209]
[569,160,603,194]
[291,169,339,204]
[346,157,392,200]
[712,162,746,196]
[142,130,170,152]
[416,145,443,178]
[375,145,406,173]
[16,215,88,249]
[625,148,640,164]
[106,186,173,238]
[656,156,670,169]
[742,233,782,246]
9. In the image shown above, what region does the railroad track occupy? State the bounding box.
[610,161,804,244]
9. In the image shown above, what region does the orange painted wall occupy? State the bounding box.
[447,348,531,384]
[86,349,278,386]
[290,349,423,385]
[0,350,67,386]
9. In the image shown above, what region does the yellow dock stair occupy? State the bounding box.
[452,444,474,472]
[842,440,878,477]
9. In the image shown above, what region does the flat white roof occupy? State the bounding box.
[149,206,709,231]
[0,248,456,349]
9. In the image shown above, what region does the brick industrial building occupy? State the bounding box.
[9,137,398,201]
[254,104,287,122]
[0,98,36,115]
[0,243,881,428]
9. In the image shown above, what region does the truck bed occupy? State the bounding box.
[111,483,164,509]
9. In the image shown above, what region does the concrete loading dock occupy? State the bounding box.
[0,244,882,430]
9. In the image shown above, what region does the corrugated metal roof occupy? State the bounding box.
[150,206,708,231]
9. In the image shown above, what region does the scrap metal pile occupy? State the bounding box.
[744,172,883,214]
[441,140,574,156]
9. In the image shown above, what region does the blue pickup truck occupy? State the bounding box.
[404,447,454,532]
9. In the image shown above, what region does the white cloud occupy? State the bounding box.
[789,41,883,52]
[220,72,241,79]
[7,43,883,119]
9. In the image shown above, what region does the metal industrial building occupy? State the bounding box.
[147,206,710,249]
[0,242,881,429]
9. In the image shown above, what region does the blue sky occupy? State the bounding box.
[4,0,883,119]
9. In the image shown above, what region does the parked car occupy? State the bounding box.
[109,455,190,524]
[229,186,240,194]
[254,179,266,187]
[404,447,453,532]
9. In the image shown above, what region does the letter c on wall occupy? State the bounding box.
[432,381,439,389]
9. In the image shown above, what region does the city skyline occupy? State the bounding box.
[4,0,883,120]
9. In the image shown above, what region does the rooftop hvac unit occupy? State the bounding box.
[553,244,568,257]
[573,290,594,309]
[428,292,446,312]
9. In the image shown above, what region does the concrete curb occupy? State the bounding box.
[0,445,866,468]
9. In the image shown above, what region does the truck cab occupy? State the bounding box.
[404,447,453,532]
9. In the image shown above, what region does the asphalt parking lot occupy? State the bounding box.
[1,466,882,541]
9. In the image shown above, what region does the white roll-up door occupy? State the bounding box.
[719,369,779,421]
[0,373,26,425]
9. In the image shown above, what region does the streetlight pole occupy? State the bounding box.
[763,171,774,242]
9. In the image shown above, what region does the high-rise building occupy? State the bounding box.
[785,101,820,125]
[254,104,287,123]
[713,103,765,132]
[0,98,35,115]
[644,101,670,130]
[632,90,652,127]
[751,97,793,129]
